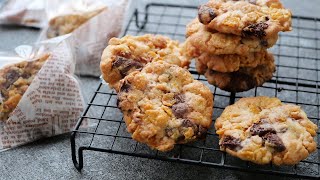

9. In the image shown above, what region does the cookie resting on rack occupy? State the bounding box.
[198,0,292,38]
[196,50,272,73]
[196,54,275,92]
[184,18,278,56]
[100,34,190,91]
[0,54,50,121]
[215,96,318,165]
[117,61,213,151]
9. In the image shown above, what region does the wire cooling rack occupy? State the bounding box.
[71,3,320,179]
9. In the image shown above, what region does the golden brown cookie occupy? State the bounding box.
[100,34,190,91]
[184,18,279,56]
[117,61,213,151]
[0,54,50,121]
[47,7,106,38]
[215,96,318,165]
[196,55,275,92]
[197,50,273,73]
[198,0,292,38]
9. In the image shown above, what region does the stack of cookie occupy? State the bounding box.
[184,0,292,92]
[100,34,214,151]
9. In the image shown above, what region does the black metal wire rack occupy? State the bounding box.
[71,3,320,179]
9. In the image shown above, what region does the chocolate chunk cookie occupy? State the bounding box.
[196,50,273,73]
[184,18,278,56]
[215,97,318,165]
[100,34,191,91]
[198,0,292,38]
[117,61,213,151]
[0,54,50,121]
[196,55,275,92]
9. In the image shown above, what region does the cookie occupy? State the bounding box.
[196,56,275,92]
[0,54,50,121]
[185,18,278,56]
[198,0,292,38]
[47,7,106,38]
[197,50,272,73]
[215,96,318,165]
[117,61,213,151]
[100,34,190,91]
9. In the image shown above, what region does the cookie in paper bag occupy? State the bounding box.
[0,54,50,121]
[47,6,106,38]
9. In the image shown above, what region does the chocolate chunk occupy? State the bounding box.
[165,128,174,137]
[112,56,143,77]
[174,94,185,104]
[198,5,216,25]
[248,0,256,5]
[172,103,189,119]
[176,135,185,142]
[250,123,276,137]
[119,81,131,93]
[182,119,194,127]
[242,22,269,38]
[21,73,31,79]
[112,56,127,68]
[196,125,207,139]
[260,40,268,47]
[262,133,286,152]
[221,136,242,151]
[5,69,20,89]
[265,16,270,21]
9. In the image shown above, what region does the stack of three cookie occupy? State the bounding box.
[184,0,292,92]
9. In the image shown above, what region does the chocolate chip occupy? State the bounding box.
[172,103,189,119]
[248,0,256,5]
[182,119,194,127]
[121,61,143,75]
[196,125,207,139]
[112,56,127,68]
[198,5,216,25]
[21,73,31,79]
[165,128,174,137]
[5,69,20,89]
[221,136,242,151]
[260,40,268,47]
[262,133,286,152]
[174,94,185,104]
[112,56,143,77]
[177,135,185,142]
[119,81,131,93]
[265,16,270,21]
[242,22,269,38]
[250,123,276,137]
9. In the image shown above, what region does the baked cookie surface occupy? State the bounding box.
[185,19,278,56]
[197,50,272,73]
[196,55,275,92]
[100,34,190,91]
[198,0,292,38]
[215,96,318,165]
[0,54,50,121]
[117,61,213,151]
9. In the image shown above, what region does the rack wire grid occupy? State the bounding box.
[71,3,320,179]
